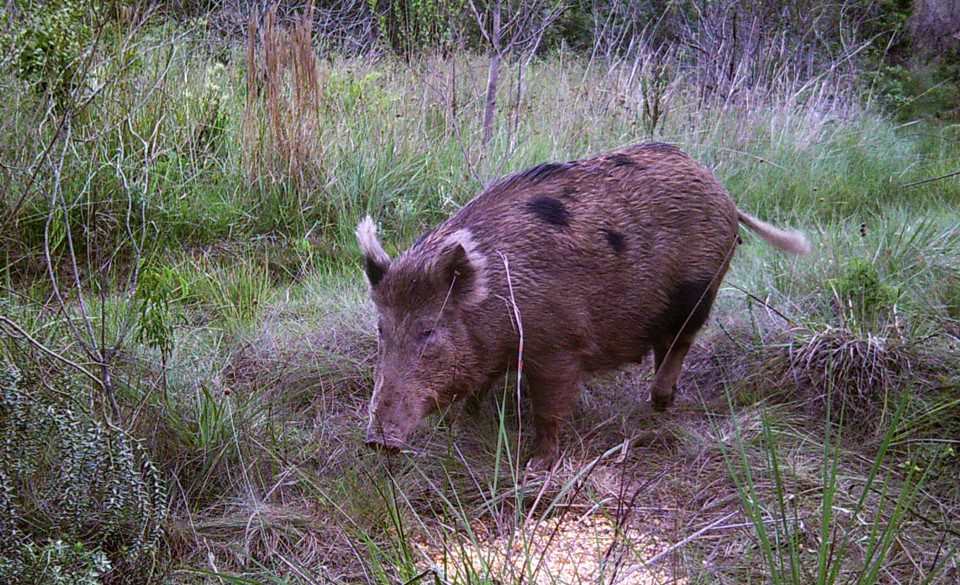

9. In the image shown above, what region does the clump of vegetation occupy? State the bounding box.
[777,323,913,418]
[717,396,935,584]
[0,539,111,585]
[0,0,97,102]
[828,258,901,332]
[369,0,467,56]
[0,366,167,582]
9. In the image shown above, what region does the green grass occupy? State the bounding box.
[2,36,959,269]
[716,389,927,583]
[1,17,959,584]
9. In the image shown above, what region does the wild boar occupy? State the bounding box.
[357,143,808,466]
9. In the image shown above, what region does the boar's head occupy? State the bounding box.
[356,217,488,453]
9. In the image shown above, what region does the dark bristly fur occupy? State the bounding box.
[358,143,807,466]
[641,142,684,154]
[609,153,641,168]
[603,230,626,254]
[510,161,571,185]
[643,279,716,343]
[364,257,386,287]
[526,196,571,227]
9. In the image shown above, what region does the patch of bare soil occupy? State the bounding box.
[417,513,685,584]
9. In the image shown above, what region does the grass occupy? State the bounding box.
[1,12,960,585]
[717,389,923,583]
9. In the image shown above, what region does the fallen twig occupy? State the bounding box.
[901,170,960,189]
[727,283,798,328]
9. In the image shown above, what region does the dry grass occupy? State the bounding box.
[767,324,915,420]
[142,286,959,583]
[243,5,327,190]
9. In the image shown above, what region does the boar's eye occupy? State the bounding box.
[416,329,434,344]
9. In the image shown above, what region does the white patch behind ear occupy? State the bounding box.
[445,229,488,304]
[356,216,391,267]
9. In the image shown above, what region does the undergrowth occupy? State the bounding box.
[0,6,958,584]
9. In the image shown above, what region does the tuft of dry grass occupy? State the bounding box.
[772,323,915,419]
[243,5,327,191]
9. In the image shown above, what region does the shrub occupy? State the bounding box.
[0,365,167,582]
[827,258,901,332]
[368,0,466,56]
[136,259,188,359]
[0,0,98,102]
[0,540,111,585]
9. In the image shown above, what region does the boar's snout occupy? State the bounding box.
[364,385,428,455]
[363,434,401,455]
[363,419,407,454]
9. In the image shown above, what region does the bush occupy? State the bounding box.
[0,0,98,102]
[369,0,466,55]
[827,258,901,332]
[0,540,111,585]
[0,365,167,582]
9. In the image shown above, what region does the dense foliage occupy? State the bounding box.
[0,366,167,582]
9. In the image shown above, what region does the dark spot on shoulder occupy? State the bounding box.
[603,230,626,254]
[643,279,716,342]
[526,196,570,227]
[639,142,684,155]
[609,153,640,168]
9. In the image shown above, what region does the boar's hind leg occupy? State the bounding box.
[650,336,694,411]
[526,364,580,467]
[649,279,718,410]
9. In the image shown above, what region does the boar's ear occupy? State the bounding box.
[356,216,391,287]
[433,229,488,305]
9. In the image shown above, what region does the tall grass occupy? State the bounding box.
[716,390,930,583]
[2,18,959,270]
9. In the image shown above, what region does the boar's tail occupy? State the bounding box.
[737,210,811,255]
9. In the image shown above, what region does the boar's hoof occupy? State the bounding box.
[526,443,560,473]
[649,392,675,412]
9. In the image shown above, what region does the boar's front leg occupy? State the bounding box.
[525,363,580,469]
